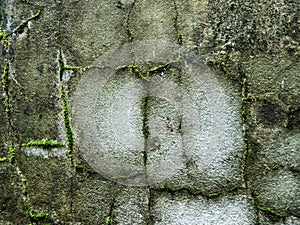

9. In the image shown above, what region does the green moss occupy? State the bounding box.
[273,163,280,170]
[61,86,74,167]
[106,216,112,225]
[30,212,48,220]
[9,145,15,164]
[2,60,9,90]
[0,29,8,45]
[59,49,90,80]
[128,63,148,80]
[75,164,93,173]
[22,139,64,149]
[14,10,41,33]
[17,167,48,223]
[177,32,183,45]
[0,157,7,162]
[220,61,227,73]
[255,203,284,217]
[208,193,220,198]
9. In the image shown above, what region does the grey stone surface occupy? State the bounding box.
[248,131,300,217]
[72,173,118,224]
[243,55,300,106]
[16,150,73,222]
[1,0,300,224]
[60,0,128,66]
[7,3,60,143]
[151,191,257,225]
[72,40,244,192]
[0,162,29,224]
[129,0,177,42]
[112,187,149,224]
[258,213,300,225]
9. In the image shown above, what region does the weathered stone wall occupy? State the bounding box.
[0,0,299,224]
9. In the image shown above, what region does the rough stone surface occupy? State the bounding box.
[7,3,60,144]
[72,41,244,192]
[112,187,149,224]
[72,173,118,224]
[16,150,73,223]
[129,0,177,42]
[0,97,7,158]
[0,0,299,224]
[151,191,257,225]
[0,162,28,224]
[60,0,128,66]
[247,131,300,217]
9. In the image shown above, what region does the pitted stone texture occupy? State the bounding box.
[247,132,300,217]
[0,99,7,158]
[243,56,300,106]
[72,173,119,225]
[174,0,210,49]
[152,192,257,225]
[72,41,244,191]
[61,0,128,65]
[112,187,149,224]
[8,5,60,143]
[129,0,177,42]
[16,151,73,221]
[0,163,28,224]
[72,67,146,185]
[258,212,300,225]
[284,217,300,225]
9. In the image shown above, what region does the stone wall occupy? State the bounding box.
[0,0,299,224]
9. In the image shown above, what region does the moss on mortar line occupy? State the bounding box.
[16,167,48,223]
[60,86,74,167]
[22,139,65,149]
[254,201,285,217]
[0,157,7,162]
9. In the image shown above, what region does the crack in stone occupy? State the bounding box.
[172,0,183,46]
[241,70,250,189]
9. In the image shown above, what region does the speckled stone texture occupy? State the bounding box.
[0,0,299,224]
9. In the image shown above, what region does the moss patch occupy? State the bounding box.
[22,139,64,149]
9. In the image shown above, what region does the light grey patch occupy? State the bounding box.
[152,193,257,225]
[72,40,244,189]
[23,147,66,159]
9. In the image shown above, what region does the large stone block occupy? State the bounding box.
[60,0,128,66]
[6,3,61,143]
[16,149,73,222]
[72,40,244,194]
[151,191,257,225]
